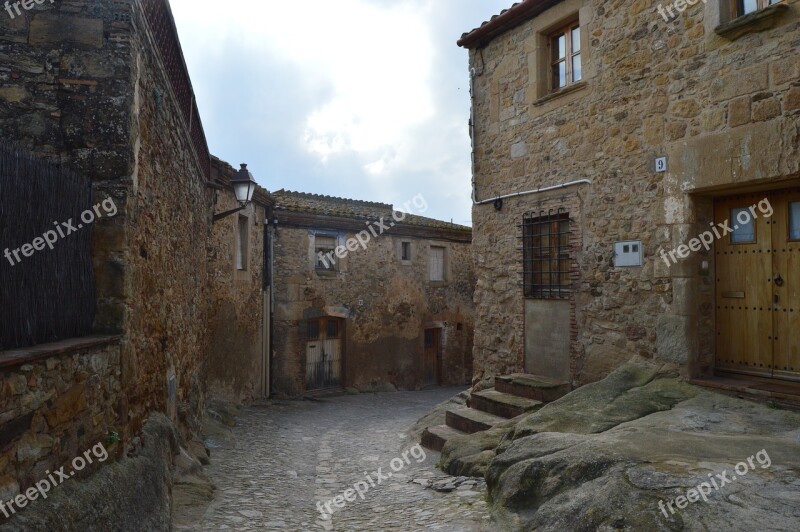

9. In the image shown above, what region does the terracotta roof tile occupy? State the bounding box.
[458,0,559,49]
[273,190,471,232]
[460,2,522,40]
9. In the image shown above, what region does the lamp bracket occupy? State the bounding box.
[212,205,247,223]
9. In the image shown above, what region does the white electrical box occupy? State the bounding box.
[615,241,643,267]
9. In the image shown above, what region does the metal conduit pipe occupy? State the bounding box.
[468,67,592,207]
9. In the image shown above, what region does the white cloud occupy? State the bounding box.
[169,0,513,225]
[172,0,435,167]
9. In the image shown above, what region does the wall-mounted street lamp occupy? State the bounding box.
[213,163,257,223]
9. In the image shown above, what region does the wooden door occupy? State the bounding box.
[306,318,344,390]
[771,190,800,381]
[715,190,800,381]
[715,194,773,376]
[423,329,440,386]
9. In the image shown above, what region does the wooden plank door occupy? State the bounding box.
[771,190,800,381]
[714,194,773,376]
[423,329,440,386]
[306,318,343,390]
[322,318,343,386]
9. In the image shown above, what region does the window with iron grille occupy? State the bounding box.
[522,209,571,298]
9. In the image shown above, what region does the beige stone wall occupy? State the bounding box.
[273,223,474,396]
[0,1,274,511]
[0,0,259,453]
[468,0,800,384]
[204,159,268,404]
[120,0,215,438]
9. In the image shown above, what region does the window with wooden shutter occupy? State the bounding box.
[315,235,337,270]
[430,246,445,281]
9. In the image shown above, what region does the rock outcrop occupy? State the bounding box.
[438,359,800,531]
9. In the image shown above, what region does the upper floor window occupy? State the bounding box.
[550,22,581,92]
[737,0,782,16]
[429,246,445,282]
[236,215,249,271]
[523,210,571,299]
[315,235,337,271]
[401,241,412,261]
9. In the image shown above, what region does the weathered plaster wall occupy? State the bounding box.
[273,224,474,396]
[468,0,800,385]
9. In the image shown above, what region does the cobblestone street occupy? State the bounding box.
[181,388,490,531]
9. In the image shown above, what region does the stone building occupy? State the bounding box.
[205,156,273,404]
[460,0,800,390]
[270,190,474,396]
[0,0,270,523]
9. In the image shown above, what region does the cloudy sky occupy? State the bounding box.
[169,0,512,226]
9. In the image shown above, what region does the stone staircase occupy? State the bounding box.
[421,373,571,452]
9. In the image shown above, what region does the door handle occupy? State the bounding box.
[774,294,780,305]
[774,274,784,287]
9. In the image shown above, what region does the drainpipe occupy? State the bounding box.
[263,213,277,399]
[468,64,592,206]
[268,218,276,397]
[469,67,480,205]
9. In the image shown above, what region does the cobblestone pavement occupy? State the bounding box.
[181,388,491,531]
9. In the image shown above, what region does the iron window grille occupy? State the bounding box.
[521,208,571,299]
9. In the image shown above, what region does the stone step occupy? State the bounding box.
[445,407,506,434]
[421,424,466,452]
[495,373,571,402]
[470,389,543,419]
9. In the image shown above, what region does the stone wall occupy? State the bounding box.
[204,158,270,404]
[466,0,800,385]
[0,413,178,532]
[0,2,276,526]
[122,0,215,437]
[0,338,122,504]
[273,220,474,396]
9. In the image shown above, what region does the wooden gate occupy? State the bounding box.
[715,189,800,381]
[306,317,343,391]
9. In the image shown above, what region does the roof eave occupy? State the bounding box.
[457,0,563,49]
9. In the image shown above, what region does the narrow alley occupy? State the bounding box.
[179,389,490,531]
